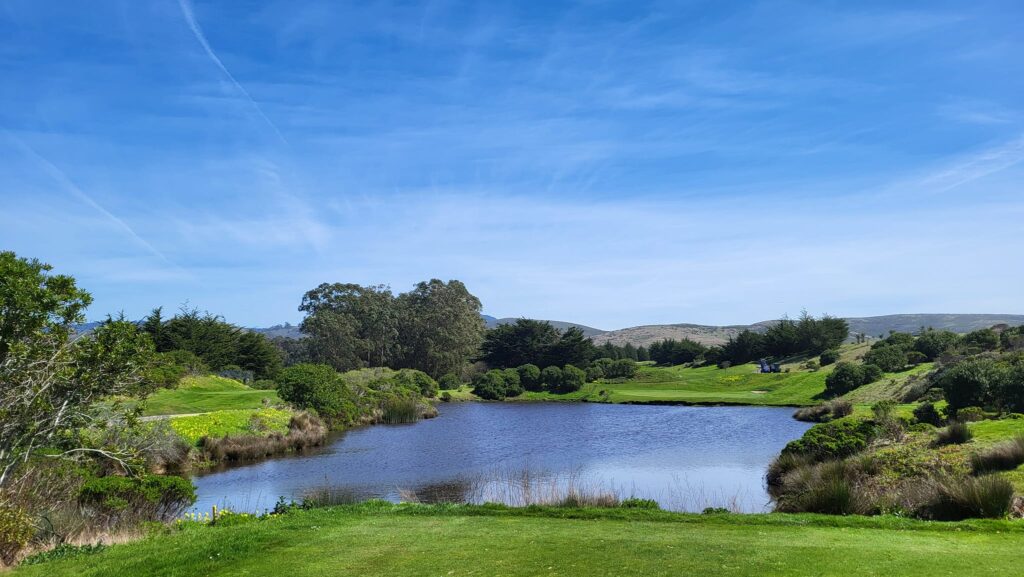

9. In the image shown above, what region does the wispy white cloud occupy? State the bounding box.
[916,134,1024,193]
[177,0,287,144]
[3,129,179,268]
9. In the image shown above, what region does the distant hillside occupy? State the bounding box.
[77,313,1024,346]
[592,314,1024,348]
[482,316,607,338]
[249,324,303,339]
[844,314,1024,339]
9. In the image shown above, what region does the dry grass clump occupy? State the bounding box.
[971,436,1024,474]
[200,412,327,462]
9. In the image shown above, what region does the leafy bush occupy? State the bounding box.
[912,402,944,427]
[516,364,541,391]
[604,358,638,379]
[501,368,523,396]
[620,498,660,510]
[585,365,604,382]
[540,366,563,390]
[934,422,973,446]
[472,370,509,400]
[276,364,358,424]
[440,391,452,402]
[863,345,908,373]
[0,506,34,566]
[819,349,840,366]
[824,362,872,395]
[971,436,1024,473]
[914,330,961,360]
[783,419,877,460]
[957,406,986,422]
[939,357,1009,414]
[438,373,462,390]
[559,365,586,393]
[78,474,196,527]
[394,369,438,398]
[920,475,1013,520]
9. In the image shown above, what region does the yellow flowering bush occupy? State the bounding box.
[170,408,291,445]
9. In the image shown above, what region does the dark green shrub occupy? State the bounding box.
[957,406,986,423]
[276,364,358,424]
[971,437,1024,473]
[934,422,973,446]
[585,365,604,382]
[559,365,586,393]
[862,363,884,384]
[939,357,1009,413]
[913,402,944,426]
[920,475,1013,520]
[819,349,840,366]
[78,475,196,526]
[604,358,637,379]
[440,391,453,402]
[516,364,542,391]
[540,366,563,391]
[963,329,1000,352]
[783,419,877,460]
[472,370,508,400]
[501,368,523,396]
[824,362,866,396]
[438,373,462,390]
[251,379,277,390]
[864,345,908,372]
[914,330,961,360]
[395,369,438,398]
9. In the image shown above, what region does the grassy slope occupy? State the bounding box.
[17,505,1024,577]
[143,376,281,416]
[168,408,293,445]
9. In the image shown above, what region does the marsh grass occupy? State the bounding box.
[971,436,1024,474]
[935,422,973,446]
[921,475,1014,520]
[381,398,420,424]
[200,412,327,462]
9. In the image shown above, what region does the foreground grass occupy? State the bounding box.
[16,504,1024,577]
[143,376,281,416]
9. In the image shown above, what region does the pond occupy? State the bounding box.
[190,402,811,514]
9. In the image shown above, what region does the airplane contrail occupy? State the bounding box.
[5,130,177,267]
[177,0,287,144]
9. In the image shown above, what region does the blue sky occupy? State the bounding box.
[2,1,1023,329]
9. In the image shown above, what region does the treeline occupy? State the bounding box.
[644,313,850,368]
[141,306,283,383]
[298,281,484,379]
[823,325,1024,409]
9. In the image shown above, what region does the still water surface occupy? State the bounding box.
[191,402,810,513]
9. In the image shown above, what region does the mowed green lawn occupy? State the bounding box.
[520,363,830,406]
[16,505,1024,577]
[142,376,280,416]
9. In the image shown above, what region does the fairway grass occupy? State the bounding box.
[520,363,831,406]
[16,504,1024,577]
[143,376,281,416]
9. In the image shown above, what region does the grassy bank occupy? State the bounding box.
[143,376,281,416]
[15,503,1024,577]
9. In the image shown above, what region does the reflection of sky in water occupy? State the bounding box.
[191,403,811,514]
